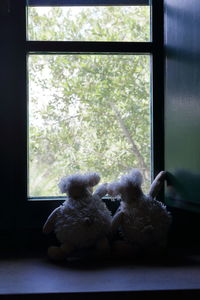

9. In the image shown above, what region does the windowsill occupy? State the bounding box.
[1,251,200,297]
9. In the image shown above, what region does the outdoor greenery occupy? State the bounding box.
[28,6,151,196]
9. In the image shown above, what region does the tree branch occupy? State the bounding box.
[109,101,149,181]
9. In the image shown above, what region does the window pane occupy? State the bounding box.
[27,6,150,41]
[28,55,151,197]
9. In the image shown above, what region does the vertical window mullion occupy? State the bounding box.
[11,0,28,227]
[151,0,164,180]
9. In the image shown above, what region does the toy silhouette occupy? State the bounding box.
[107,169,171,258]
[43,172,112,261]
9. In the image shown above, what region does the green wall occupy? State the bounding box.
[164,0,200,213]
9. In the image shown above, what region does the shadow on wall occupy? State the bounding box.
[165,170,200,249]
[165,169,200,213]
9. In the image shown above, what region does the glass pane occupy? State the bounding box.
[27,6,150,41]
[28,55,151,197]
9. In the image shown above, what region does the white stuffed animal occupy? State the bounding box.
[107,169,171,258]
[43,172,112,261]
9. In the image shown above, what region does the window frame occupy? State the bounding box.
[0,0,164,231]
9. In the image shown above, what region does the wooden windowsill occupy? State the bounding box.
[1,251,200,298]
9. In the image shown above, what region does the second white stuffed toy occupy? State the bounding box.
[108,169,172,258]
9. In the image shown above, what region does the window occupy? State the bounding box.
[28,54,151,197]
[0,0,164,230]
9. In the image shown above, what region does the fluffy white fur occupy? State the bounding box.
[58,173,100,195]
[43,172,112,260]
[108,169,171,254]
[55,186,111,248]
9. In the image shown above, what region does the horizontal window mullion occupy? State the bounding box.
[28,0,149,7]
[26,41,153,54]
[29,196,66,201]
[28,196,115,201]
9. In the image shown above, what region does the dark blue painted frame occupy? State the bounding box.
[28,0,149,6]
[0,0,164,233]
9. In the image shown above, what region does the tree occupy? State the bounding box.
[28,6,151,196]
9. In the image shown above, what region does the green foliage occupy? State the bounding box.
[28,6,150,41]
[28,6,151,196]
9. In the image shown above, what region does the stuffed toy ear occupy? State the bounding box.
[86,172,100,187]
[149,171,167,198]
[58,176,70,194]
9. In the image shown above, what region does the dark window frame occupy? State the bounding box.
[0,0,164,232]
[28,0,150,6]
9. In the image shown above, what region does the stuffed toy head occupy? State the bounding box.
[58,172,100,199]
[108,169,144,203]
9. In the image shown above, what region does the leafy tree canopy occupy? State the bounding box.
[28,6,151,196]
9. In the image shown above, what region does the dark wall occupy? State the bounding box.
[164,0,200,214]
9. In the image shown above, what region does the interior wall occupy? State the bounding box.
[164,0,200,213]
